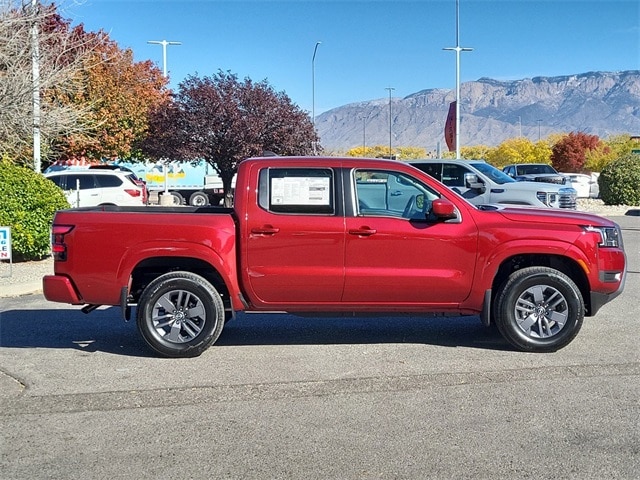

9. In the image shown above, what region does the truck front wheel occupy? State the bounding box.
[494,267,584,352]
[136,272,225,357]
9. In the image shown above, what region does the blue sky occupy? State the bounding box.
[61,0,639,115]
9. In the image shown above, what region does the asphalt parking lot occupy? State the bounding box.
[1,217,638,479]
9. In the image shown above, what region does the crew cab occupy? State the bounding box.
[43,157,626,357]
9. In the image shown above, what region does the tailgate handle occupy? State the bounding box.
[349,227,377,236]
[251,226,280,235]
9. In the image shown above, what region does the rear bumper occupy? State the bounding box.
[43,275,82,304]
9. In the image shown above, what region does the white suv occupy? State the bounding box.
[45,170,145,207]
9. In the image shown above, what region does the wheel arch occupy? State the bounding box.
[128,256,233,318]
[491,254,591,315]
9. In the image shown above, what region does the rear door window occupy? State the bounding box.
[259,168,335,215]
[65,174,97,190]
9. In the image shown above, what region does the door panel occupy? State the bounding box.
[344,169,478,305]
[244,167,345,306]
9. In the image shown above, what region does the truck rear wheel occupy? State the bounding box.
[136,271,225,357]
[494,266,584,352]
[189,191,210,206]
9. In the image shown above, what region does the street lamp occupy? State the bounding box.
[443,0,472,159]
[31,0,41,172]
[147,40,181,77]
[537,119,542,141]
[385,87,395,158]
[147,40,180,200]
[362,116,367,153]
[312,41,321,155]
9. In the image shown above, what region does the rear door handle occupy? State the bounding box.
[251,226,280,235]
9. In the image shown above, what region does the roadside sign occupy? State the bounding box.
[0,226,12,278]
[0,226,11,261]
[631,149,640,155]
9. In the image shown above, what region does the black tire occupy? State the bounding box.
[494,266,584,352]
[169,192,185,205]
[189,191,210,206]
[136,271,225,357]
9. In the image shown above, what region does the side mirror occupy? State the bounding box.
[464,173,486,193]
[431,198,458,220]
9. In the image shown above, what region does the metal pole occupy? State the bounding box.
[147,40,180,195]
[385,87,395,158]
[443,0,472,159]
[31,0,41,172]
[363,117,366,153]
[312,41,321,155]
[537,119,542,141]
[147,40,181,78]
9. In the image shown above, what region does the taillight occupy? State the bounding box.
[51,225,74,261]
[124,189,141,197]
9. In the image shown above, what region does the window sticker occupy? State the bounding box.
[271,176,331,206]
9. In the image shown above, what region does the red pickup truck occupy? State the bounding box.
[43,157,626,357]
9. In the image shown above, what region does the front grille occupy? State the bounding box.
[559,193,577,209]
[534,176,565,185]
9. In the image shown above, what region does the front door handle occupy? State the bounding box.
[348,227,377,236]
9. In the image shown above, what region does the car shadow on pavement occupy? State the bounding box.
[219,313,512,351]
[0,307,512,357]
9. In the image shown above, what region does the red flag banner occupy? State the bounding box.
[445,101,456,152]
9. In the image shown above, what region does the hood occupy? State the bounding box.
[476,204,617,227]
[500,180,572,193]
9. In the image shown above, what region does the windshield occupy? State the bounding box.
[518,164,556,175]
[470,162,516,185]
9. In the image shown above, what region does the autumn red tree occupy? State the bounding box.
[550,132,603,173]
[142,71,318,205]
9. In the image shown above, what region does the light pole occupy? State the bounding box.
[518,116,522,137]
[31,0,41,172]
[537,119,542,141]
[385,87,395,158]
[147,40,181,77]
[147,40,180,200]
[443,0,472,159]
[362,116,367,153]
[312,41,321,155]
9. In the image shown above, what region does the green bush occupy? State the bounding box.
[598,154,640,206]
[0,161,69,261]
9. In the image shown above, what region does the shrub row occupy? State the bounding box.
[598,153,640,206]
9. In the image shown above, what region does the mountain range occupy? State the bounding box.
[315,70,640,154]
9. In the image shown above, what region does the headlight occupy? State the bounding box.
[559,187,577,196]
[583,225,623,248]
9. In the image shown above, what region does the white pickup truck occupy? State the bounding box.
[410,159,577,209]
